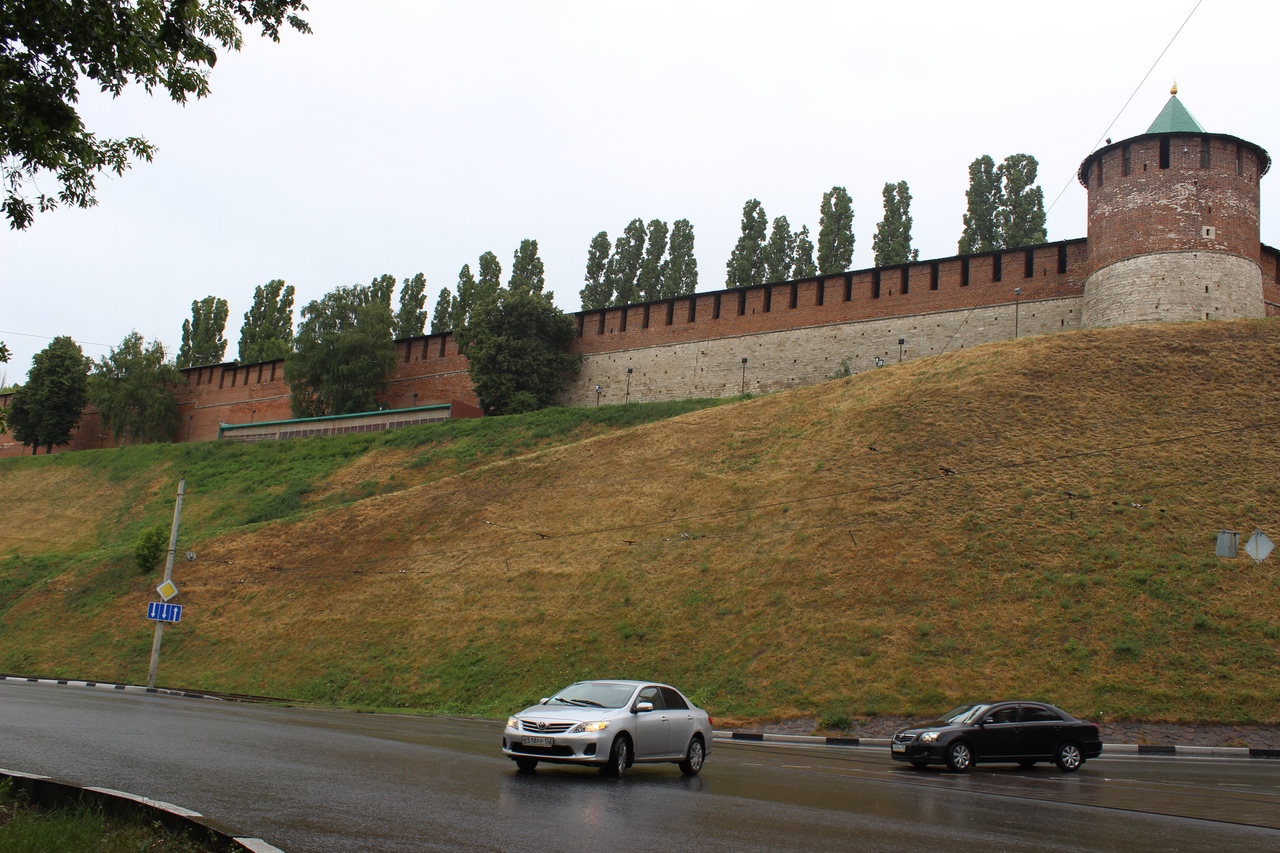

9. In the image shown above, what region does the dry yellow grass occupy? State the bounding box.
[2,320,1279,724]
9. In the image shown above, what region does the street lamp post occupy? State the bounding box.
[625,368,632,403]
[595,384,603,406]
[740,358,748,395]
[1014,287,1021,338]
[898,338,905,363]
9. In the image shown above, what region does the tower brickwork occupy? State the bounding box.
[1079,92,1270,327]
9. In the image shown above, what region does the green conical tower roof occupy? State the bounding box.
[1146,86,1204,133]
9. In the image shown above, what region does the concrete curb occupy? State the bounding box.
[0,768,284,852]
[712,730,1280,759]
[0,673,229,701]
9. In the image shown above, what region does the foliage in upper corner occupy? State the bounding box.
[6,336,91,452]
[90,331,184,445]
[458,287,582,416]
[1,0,311,230]
[285,278,397,418]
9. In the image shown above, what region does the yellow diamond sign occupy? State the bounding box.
[156,580,179,602]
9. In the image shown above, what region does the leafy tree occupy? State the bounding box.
[6,335,89,453]
[818,186,855,274]
[450,264,478,332]
[607,219,646,306]
[764,215,796,283]
[661,219,698,297]
[725,199,768,288]
[459,288,582,416]
[2,1,310,230]
[1000,153,1048,248]
[873,181,918,266]
[285,282,397,417]
[580,231,613,310]
[395,272,428,338]
[430,287,454,334]
[90,332,183,445]
[134,525,168,574]
[637,219,669,302]
[238,279,295,363]
[959,153,1047,254]
[793,225,816,279]
[509,239,546,297]
[178,295,229,368]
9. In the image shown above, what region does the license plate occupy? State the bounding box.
[522,736,553,747]
[891,743,905,753]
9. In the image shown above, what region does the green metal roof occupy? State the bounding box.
[1146,94,1204,134]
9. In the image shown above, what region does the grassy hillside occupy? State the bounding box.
[2,321,1278,726]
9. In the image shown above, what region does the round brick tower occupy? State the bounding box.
[1078,87,1270,327]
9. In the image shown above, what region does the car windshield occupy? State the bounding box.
[549,682,637,709]
[933,703,993,725]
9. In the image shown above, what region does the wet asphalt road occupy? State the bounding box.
[2,681,1278,852]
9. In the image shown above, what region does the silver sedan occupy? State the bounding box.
[502,680,713,776]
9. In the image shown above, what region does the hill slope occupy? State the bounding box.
[2,321,1278,725]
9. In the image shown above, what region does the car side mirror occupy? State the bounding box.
[539,698,549,705]
[635,701,654,713]
[981,717,995,726]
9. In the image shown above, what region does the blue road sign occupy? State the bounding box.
[146,602,183,623]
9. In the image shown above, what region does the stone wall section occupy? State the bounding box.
[562,296,1084,406]
[1082,252,1264,327]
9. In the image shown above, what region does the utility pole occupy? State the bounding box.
[147,477,185,690]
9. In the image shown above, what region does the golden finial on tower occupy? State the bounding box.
[1171,81,1178,95]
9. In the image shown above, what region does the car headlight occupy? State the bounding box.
[919,731,940,743]
[507,716,519,730]
[570,720,610,733]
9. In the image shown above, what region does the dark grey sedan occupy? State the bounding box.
[891,701,1103,772]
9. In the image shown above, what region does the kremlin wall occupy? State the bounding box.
[3,93,1278,457]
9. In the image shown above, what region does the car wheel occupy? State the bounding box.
[679,736,705,776]
[1017,759,1036,769]
[514,757,538,771]
[1055,741,1084,772]
[604,734,631,777]
[945,741,973,772]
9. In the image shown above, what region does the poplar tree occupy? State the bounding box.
[726,199,768,288]
[580,231,613,310]
[764,215,796,282]
[607,219,646,306]
[395,273,428,338]
[959,153,1048,253]
[959,155,1002,255]
[873,181,918,267]
[508,239,546,297]
[450,264,478,332]
[637,219,669,302]
[793,225,817,278]
[661,219,698,297]
[238,279,295,363]
[1000,154,1048,248]
[818,187,855,274]
[178,296,229,368]
[476,252,503,306]
[430,288,454,334]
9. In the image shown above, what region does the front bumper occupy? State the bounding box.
[890,740,945,763]
[502,728,606,765]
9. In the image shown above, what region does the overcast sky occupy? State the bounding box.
[3,0,1277,383]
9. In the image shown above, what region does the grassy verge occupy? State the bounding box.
[0,779,223,853]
